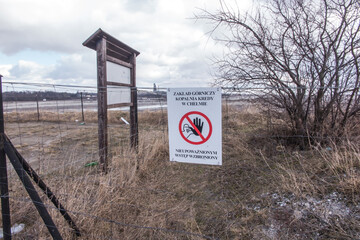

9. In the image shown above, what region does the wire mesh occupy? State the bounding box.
[1,81,359,239]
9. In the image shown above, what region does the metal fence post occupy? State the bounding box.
[3,135,81,237]
[0,75,12,240]
[80,92,85,123]
[4,140,63,240]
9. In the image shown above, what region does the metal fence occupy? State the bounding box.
[1,81,357,239]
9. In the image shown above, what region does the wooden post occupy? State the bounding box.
[130,53,138,149]
[0,75,12,240]
[80,92,85,122]
[36,93,40,121]
[96,38,108,173]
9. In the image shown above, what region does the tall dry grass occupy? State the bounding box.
[2,107,360,239]
[276,142,360,199]
[7,130,193,239]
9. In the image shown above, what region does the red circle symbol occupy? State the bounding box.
[179,111,212,145]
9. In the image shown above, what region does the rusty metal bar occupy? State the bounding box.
[3,136,63,240]
[3,134,81,237]
[0,75,11,240]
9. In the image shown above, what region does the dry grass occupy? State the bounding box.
[1,107,360,239]
[273,141,360,198]
[5,111,130,124]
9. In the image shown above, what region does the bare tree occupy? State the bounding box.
[197,0,360,140]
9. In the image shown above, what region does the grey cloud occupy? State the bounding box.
[9,63,32,78]
[0,4,97,55]
[46,53,96,80]
[0,24,83,55]
[125,0,157,12]
[178,60,209,78]
[0,0,223,87]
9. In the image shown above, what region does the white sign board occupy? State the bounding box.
[106,61,131,84]
[107,86,131,105]
[167,88,222,165]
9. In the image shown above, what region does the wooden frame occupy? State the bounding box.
[83,29,140,172]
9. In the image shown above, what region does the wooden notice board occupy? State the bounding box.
[83,28,140,172]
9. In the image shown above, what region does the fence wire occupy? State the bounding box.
[1,81,359,239]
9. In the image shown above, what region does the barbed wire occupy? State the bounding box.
[1,79,358,239]
[2,81,98,90]
[3,81,358,91]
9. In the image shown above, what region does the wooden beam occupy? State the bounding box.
[96,37,108,173]
[106,56,133,69]
[106,48,129,62]
[83,28,140,56]
[107,103,133,109]
[106,81,132,87]
[106,40,135,57]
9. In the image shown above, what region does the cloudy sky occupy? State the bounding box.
[0,0,252,90]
